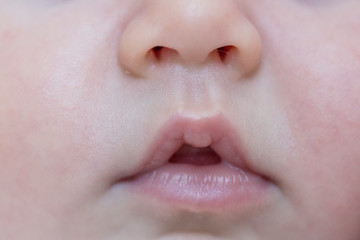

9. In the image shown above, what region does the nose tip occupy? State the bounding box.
[118,0,262,77]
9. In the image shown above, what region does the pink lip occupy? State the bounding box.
[118,114,273,212]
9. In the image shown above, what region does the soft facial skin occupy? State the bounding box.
[1,0,360,239]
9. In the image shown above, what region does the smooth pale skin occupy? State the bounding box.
[1,0,360,239]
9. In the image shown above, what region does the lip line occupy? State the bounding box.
[120,113,263,181]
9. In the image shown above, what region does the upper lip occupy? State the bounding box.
[121,113,260,180]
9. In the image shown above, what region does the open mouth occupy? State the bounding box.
[168,144,221,166]
[118,114,273,212]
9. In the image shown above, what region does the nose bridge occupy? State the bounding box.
[118,0,262,77]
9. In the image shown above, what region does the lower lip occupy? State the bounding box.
[121,162,272,212]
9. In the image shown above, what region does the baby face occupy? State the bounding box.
[1,0,360,239]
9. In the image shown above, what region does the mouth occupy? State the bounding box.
[117,114,274,212]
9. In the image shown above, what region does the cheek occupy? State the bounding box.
[249,2,360,231]
[0,2,145,205]
[267,13,360,229]
[0,5,118,219]
[280,52,360,155]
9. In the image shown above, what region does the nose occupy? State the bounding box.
[118,0,262,77]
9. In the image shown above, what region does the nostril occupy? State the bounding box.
[149,46,179,62]
[217,45,237,63]
[147,45,238,66]
[152,46,164,60]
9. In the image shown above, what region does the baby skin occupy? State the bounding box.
[0,0,360,239]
